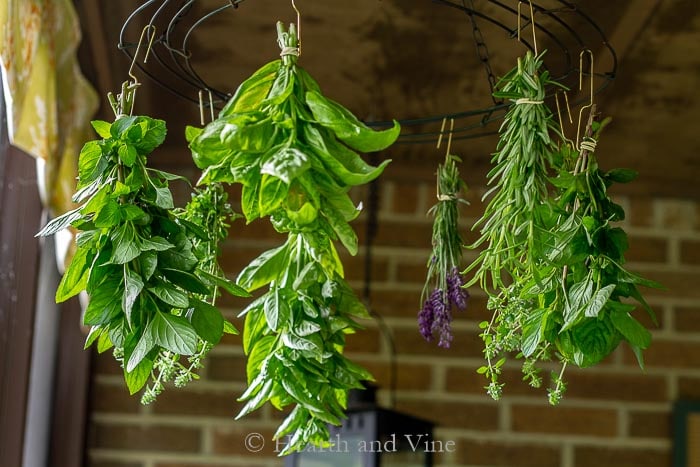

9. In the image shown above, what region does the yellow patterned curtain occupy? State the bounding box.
[1,0,98,216]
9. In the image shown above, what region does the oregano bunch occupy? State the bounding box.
[187,22,399,454]
[37,114,248,396]
[418,154,470,348]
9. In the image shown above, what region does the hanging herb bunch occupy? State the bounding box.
[465,51,662,403]
[187,22,400,453]
[418,132,470,348]
[37,101,248,397]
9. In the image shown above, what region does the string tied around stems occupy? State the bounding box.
[515,98,544,105]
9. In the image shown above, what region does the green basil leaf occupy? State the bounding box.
[243,304,266,354]
[306,90,400,152]
[152,186,174,209]
[56,246,91,302]
[91,120,112,138]
[261,147,311,184]
[196,269,251,297]
[274,405,306,440]
[122,268,144,324]
[149,282,190,308]
[110,115,138,138]
[189,299,225,344]
[139,236,175,252]
[77,140,105,187]
[605,168,638,184]
[609,303,651,349]
[584,284,615,318]
[258,174,289,217]
[118,143,138,166]
[132,117,167,154]
[110,223,140,264]
[265,287,291,333]
[247,335,276,383]
[241,183,260,223]
[124,352,154,395]
[221,60,281,116]
[150,311,198,355]
[162,268,210,295]
[237,241,289,291]
[126,327,155,372]
[521,308,546,357]
[36,207,82,237]
[94,199,121,228]
[139,250,158,281]
[83,281,122,325]
[321,202,358,255]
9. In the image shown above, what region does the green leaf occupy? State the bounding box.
[110,223,141,265]
[274,405,306,440]
[247,335,276,383]
[189,299,225,345]
[237,241,289,291]
[158,233,198,271]
[261,147,311,184]
[562,278,594,331]
[150,311,198,355]
[124,353,154,395]
[196,269,251,297]
[111,115,138,138]
[139,236,174,252]
[56,246,90,302]
[223,320,238,335]
[571,317,620,367]
[122,268,144,323]
[91,120,112,138]
[126,328,155,372]
[139,251,158,281]
[153,186,174,209]
[605,168,638,184]
[584,284,615,318]
[77,141,105,186]
[149,282,190,308]
[236,379,273,419]
[306,90,401,152]
[162,268,210,295]
[242,303,266,354]
[36,207,82,237]
[241,181,260,223]
[521,308,546,357]
[132,117,167,154]
[221,60,281,115]
[83,281,122,325]
[84,325,104,349]
[258,174,289,217]
[185,125,202,143]
[94,199,121,228]
[321,202,358,255]
[609,303,651,349]
[265,287,291,332]
[118,144,138,166]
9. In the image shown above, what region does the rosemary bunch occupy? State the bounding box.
[418,154,470,348]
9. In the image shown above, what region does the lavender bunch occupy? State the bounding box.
[418,154,470,347]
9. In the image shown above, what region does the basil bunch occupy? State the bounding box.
[37,115,248,396]
[467,52,661,403]
[188,22,399,453]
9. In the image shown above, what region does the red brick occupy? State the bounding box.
[681,239,700,265]
[563,370,667,402]
[628,197,654,227]
[393,327,482,359]
[623,339,700,369]
[456,439,561,466]
[211,426,278,457]
[445,367,538,398]
[389,180,422,215]
[370,220,432,249]
[88,423,201,452]
[206,354,248,382]
[678,376,700,399]
[92,350,124,377]
[344,327,381,354]
[354,360,434,391]
[150,388,242,419]
[625,235,668,263]
[573,445,671,467]
[674,306,700,333]
[89,382,142,414]
[395,399,499,430]
[342,253,389,282]
[628,410,672,438]
[511,404,618,437]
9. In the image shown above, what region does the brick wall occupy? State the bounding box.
[85,163,700,467]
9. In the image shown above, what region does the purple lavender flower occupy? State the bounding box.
[427,289,452,348]
[418,296,435,341]
[447,267,470,311]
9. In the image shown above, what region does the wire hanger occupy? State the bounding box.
[198,89,215,125]
[109,25,156,117]
[575,49,594,150]
[518,0,538,55]
[291,0,302,57]
[555,91,575,147]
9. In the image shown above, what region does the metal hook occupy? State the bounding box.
[198,89,216,125]
[128,24,157,87]
[517,1,538,55]
[576,49,595,149]
[437,118,447,150]
[436,118,454,156]
[555,91,575,147]
[291,0,302,57]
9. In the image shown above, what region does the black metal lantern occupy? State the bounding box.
[284,384,434,467]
